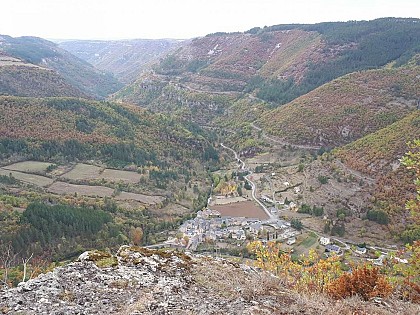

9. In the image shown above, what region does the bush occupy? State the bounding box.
[367,210,389,225]
[326,264,393,300]
[318,175,329,184]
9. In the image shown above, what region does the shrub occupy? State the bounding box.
[318,175,329,184]
[366,210,389,225]
[326,264,393,300]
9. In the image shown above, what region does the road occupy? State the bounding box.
[220,143,275,221]
[250,123,322,150]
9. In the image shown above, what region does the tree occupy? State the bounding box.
[129,227,143,246]
[21,253,33,283]
[291,218,303,230]
[244,181,252,190]
[236,185,243,196]
[0,241,17,287]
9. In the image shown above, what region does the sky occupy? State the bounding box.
[1,0,419,40]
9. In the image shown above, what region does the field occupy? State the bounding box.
[115,192,164,205]
[2,161,53,173]
[100,169,141,183]
[211,201,269,220]
[0,169,53,187]
[47,182,114,197]
[61,163,141,183]
[213,196,247,205]
[48,182,164,205]
[61,163,103,181]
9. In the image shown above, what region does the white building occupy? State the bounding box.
[319,237,331,246]
[286,237,296,245]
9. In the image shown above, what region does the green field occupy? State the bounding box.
[3,161,53,173]
[0,169,53,187]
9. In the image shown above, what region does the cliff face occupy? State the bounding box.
[0,246,417,315]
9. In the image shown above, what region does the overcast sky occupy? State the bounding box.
[1,0,419,40]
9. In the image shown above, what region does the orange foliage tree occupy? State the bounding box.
[326,264,393,300]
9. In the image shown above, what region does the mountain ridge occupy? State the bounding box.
[0,35,122,99]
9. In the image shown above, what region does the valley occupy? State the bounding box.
[0,18,419,302]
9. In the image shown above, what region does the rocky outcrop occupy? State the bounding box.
[0,246,417,315]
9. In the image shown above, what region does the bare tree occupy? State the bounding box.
[0,241,17,287]
[21,253,34,283]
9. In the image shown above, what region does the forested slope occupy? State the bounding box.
[0,35,122,98]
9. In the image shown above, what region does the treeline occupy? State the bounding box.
[2,203,112,259]
[21,203,112,241]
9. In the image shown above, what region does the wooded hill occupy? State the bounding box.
[0,96,217,168]
[0,35,122,98]
[257,65,420,148]
[0,55,85,98]
[113,18,420,124]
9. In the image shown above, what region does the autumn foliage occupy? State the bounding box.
[247,241,342,294]
[326,265,393,300]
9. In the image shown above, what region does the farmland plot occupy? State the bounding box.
[3,161,53,173]
[0,169,53,187]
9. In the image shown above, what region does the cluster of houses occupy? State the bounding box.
[174,208,300,250]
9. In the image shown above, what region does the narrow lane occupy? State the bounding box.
[220,143,275,221]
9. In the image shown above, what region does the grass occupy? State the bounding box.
[0,168,53,187]
[3,161,53,173]
[300,232,318,248]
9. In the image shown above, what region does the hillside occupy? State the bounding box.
[0,35,122,99]
[59,39,181,83]
[257,66,420,148]
[113,18,420,123]
[333,111,420,232]
[1,246,418,315]
[0,54,85,97]
[0,96,218,265]
[0,96,215,167]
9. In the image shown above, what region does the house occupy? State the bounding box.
[261,195,274,203]
[289,202,298,211]
[283,182,290,187]
[208,210,221,218]
[249,223,264,235]
[325,244,341,254]
[319,237,331,246]
[286,237,296,245]
[294,186,300,194]
[236,229,246,240]
[355,246,367,255]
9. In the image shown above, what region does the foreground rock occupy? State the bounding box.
[0,246,418,314]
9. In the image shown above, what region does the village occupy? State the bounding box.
[159,142,406,267]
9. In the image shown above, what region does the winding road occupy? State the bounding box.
[250,123,322,150]
[220,143,275,221]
